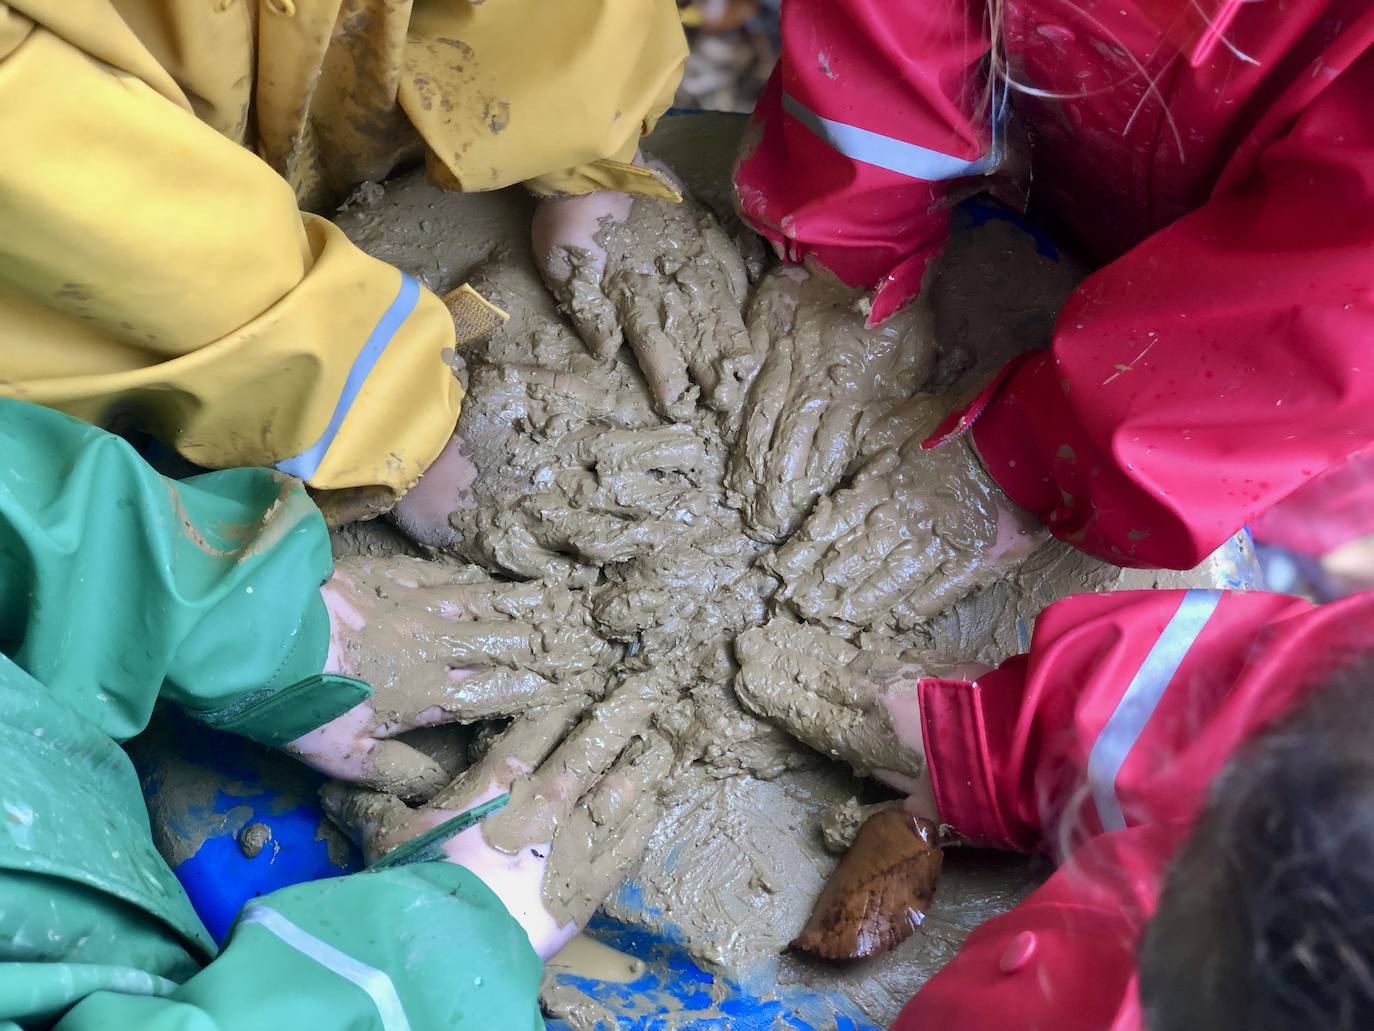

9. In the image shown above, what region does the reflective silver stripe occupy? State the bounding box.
[240,905,412,1031]
[782,92,999,181]
[276,273,420,481]
[1086,589,1222,832]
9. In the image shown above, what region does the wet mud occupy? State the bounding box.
[331,113,1237,1027]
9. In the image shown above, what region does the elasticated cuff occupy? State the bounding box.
[967,352,1070,522]
[919,675,1024,851]
[187,584,373,746]
[192,674,373,748]
[525,158,683,201]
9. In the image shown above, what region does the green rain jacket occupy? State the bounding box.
[0,399,543,1030]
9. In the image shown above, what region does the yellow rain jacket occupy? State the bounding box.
[0,0,685,508]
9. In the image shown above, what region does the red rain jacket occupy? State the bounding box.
[735,0,1374,569]
[896,587,1374,1030]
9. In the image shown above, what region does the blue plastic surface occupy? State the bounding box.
[546,915,879,1031]
[136,716,877,1027]
[175,799,360,944]
[132,713,361,945]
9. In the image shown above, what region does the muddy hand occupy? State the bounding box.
[728,267,935,543]
[765,430,1047,634]
[441,675,669,931]
[284,556,614,799]
[325,675,670,955]
[735,620,931,788]
[449,421,721,579]
[734,619,993,814]
[532,166,761,427]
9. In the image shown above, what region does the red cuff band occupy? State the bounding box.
[919,677,1022,851]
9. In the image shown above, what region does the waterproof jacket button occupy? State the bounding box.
[999,931,1037,974]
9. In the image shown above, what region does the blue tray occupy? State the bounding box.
[132,713,878,1029]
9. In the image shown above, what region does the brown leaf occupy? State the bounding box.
[789,808,943,961]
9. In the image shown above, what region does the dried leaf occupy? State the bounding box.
[789,808,943,961]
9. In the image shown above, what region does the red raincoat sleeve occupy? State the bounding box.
[732,0,994,324]
[917,589,1374,852]
[891,825,1173,1031]
[899,587,1374,1030]
[964,49,1374,569]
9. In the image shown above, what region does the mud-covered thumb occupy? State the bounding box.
[319,782,414,863]
[353,738,450,803]
[563,275,622,358]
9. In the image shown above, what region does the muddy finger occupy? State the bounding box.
[432,578,549,620]
[688,310,756,418]
[498,363,657,428]
[571,425,708,479]
[331,555,492,593]
[434,668,595,723]
[428,699,588,812]
[429,584,612,677]
[734,631,923,780]
[319,782,416,863]
[772,484,884,580]
[525,505,671,566]
[481,674,662,850]
[611,276,696,420]
[546,250,623,358]
[734,623,878,715]
[437,621,548,669]
[447,506,587,581]
[360,738,450,802]
[804,529,944,631]
[886,548,1019,626]
[543,737,672,927]
[729,398,793,540]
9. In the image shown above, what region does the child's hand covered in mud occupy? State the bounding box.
[531,164,763,427]
[727,267,936,543]
[284,556,615,799]
[448,412,725,581]
[322,673,673,958]
[765,420,1046,632]
[734,619,988,815]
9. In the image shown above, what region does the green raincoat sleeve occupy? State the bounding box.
[0,398,544,1030]
[0,394,367,744]
[49,864,544,1031]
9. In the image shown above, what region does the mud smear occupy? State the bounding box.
[332,113,1241,1027]
[548,934,646,982]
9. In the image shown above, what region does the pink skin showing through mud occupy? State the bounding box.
[531,188,634,308]
[414,783,577,960]
[295,579,573,959]
[878,661,993,822]
[388,434,479,549]
[987,503,1042,562]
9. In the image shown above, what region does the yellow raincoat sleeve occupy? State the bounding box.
[246,0,688,208]
[398,0,687,200]
[0,3,461,500]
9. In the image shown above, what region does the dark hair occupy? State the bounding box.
[1140,659,1374,1031]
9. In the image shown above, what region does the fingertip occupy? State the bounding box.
[367,740,451,803]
